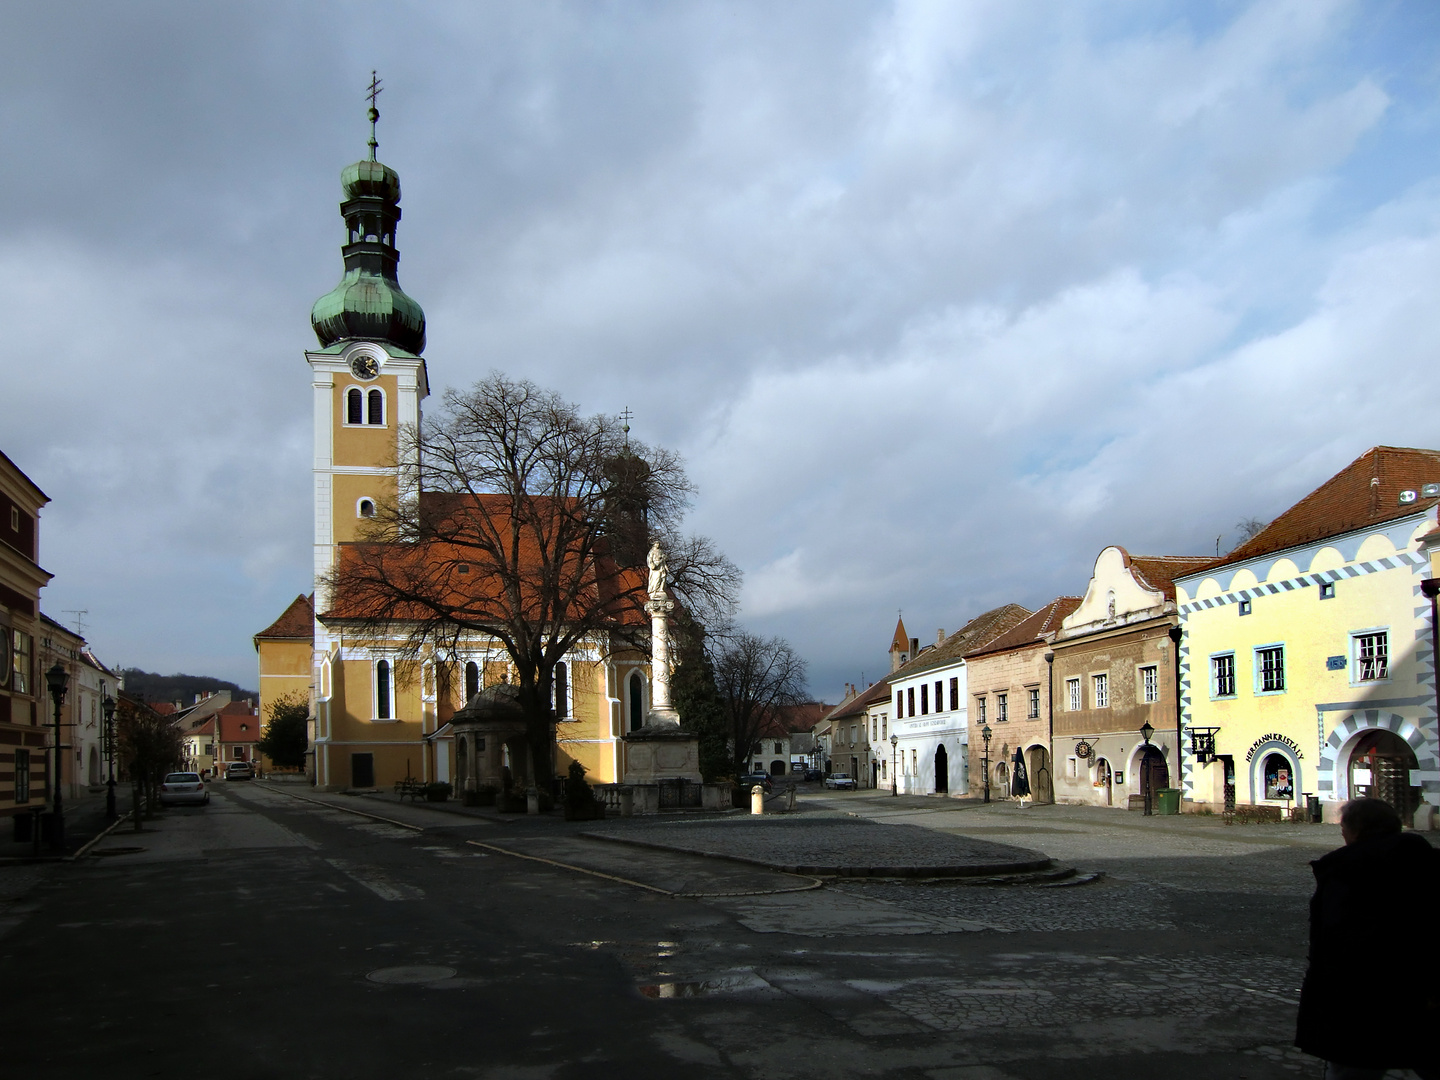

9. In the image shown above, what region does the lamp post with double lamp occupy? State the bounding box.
[45,662,68,851]
[890,733,898,796]
[981,723,993,804]
[102,692,118,821]
[1139,720,1155,816]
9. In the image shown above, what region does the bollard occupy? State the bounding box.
[751,784,764,815]
[619,787,634,818]
[526,787,540,815]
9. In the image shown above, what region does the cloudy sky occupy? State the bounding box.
[3,1,1438,698]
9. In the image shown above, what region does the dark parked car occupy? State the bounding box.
[738,772,773,794]
[804,768,823,782]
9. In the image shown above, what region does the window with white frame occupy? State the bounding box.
[996,693,1008,722]
[895,689,903,718]
[949,677,958,711]
[1212,653,1235,697]
[1140,665,1159,703]
[1256,645,1285,693]
[1027,687,1040,719]
[1355,631,1388,682]
[976,697,987,724]
[375,658,393,719]
[1092,673,1109,709]
[12,630,30,695]
[1066,677,1081,711]
[881,715,887,741]
[920,683,929,714]
[935,681,943,711]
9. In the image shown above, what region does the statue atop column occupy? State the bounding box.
[647,540,669,598]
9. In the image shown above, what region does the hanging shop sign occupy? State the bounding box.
[1245,733,1304,763]
[1074,740,1094,760]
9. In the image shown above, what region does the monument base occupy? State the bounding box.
[622,724,701,785]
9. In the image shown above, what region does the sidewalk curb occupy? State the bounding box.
[578,829,1054,878]
[70,812,134,861]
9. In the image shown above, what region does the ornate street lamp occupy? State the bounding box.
[890,733,898,797]
[981,723,993,804]
[1140,720,1155,816]
[102,692,118,821]
[45,662,68,850]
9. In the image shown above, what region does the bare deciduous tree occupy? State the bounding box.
[711,631,809,775]
[117,693,183,815]
[1236,517,1266,543]
[325,373,739,784]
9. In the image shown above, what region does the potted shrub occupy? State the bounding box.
[424,781,452,803]
[562,761,605,821]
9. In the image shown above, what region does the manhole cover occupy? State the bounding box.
[365,965,457,985]
[91,847,146,857]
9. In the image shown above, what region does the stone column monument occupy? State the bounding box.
[621,541,701,797]
[644,541,681,726]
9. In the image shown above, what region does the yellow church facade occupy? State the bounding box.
[255,116,649,793]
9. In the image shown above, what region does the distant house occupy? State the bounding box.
[1051,548,1209,809]
[962,597,1081,803]
[215,700,261,774]
[889,606,1031,797]
[819,680,891,787]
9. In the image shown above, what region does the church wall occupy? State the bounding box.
[331,373,401,468]
[331,473,396,543]
[255,638,312,772]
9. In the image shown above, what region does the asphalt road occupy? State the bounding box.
[0,783,1363,1079]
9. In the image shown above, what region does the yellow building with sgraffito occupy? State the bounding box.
[1174,447,1440,822]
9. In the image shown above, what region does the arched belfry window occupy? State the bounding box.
[367,389,384,426]
[375,659,392,720]
[464,661,480,702]
[347,387,363,425]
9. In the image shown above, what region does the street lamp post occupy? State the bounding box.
[45,663,69,851]
[102,692,118,821]
[1140,720,1155,816]
[890,733,898,796]
[981,723,993,804]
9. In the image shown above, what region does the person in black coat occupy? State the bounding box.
[1295,798,1440,1079]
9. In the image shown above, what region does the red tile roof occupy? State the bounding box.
[218,715,260,743]
[219,699,257,715]
[822,680,891,723]
[966,596,1082,658]
[895,603,1032,677]
[889,617,909,652]
[255,594,314,642]
[1125,554,1215,600]
[150,702,177,716]
[1210,446,1440,569]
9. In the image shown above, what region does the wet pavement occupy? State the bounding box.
[4,778,1426,1078]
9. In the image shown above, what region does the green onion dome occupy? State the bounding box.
[310,155,426,355]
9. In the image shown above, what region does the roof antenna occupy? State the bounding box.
[365,70,384,161]
[1216,536,1221,557]
[63,609,89,638]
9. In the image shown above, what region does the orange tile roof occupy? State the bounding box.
[895,603,1033,678]
[890,617,909,652]
[218,699,257,715]
[967,596,1082,658]
[218,714,260,743]
[1125,554,1215,600]
[254,594,314,642]
[1210,446,1440,569]
[822,680,891,723]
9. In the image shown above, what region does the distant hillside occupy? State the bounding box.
[120,669,258,708]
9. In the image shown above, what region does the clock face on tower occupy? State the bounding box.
[349,354,380,380]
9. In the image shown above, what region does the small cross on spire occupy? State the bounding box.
[619,406,633,445]
[365,70,384,160]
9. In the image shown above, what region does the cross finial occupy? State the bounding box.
[365,70,384,161]
[619,406,633,445]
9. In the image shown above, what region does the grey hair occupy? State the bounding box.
[1339,797,1402,840]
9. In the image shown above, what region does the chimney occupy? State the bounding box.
[936,629,945,645]
[910,637,919,656]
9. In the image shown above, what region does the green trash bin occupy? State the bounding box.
[1156,788,1181,815]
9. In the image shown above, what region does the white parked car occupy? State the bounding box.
[159,772,209,807]
[823,773,857,790]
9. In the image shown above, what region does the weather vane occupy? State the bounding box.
[366,70,384,160]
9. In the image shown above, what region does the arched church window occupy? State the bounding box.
[376,659,391,720]
[367,389,384,425]
[347,387,363,425]
[465,661,479,701]
[554,662,568,719]
[629,671,643,732]
[358,499,375,519]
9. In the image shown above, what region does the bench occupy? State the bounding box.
[394,778,426,802]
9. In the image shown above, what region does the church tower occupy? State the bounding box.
[306,80,428,605]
